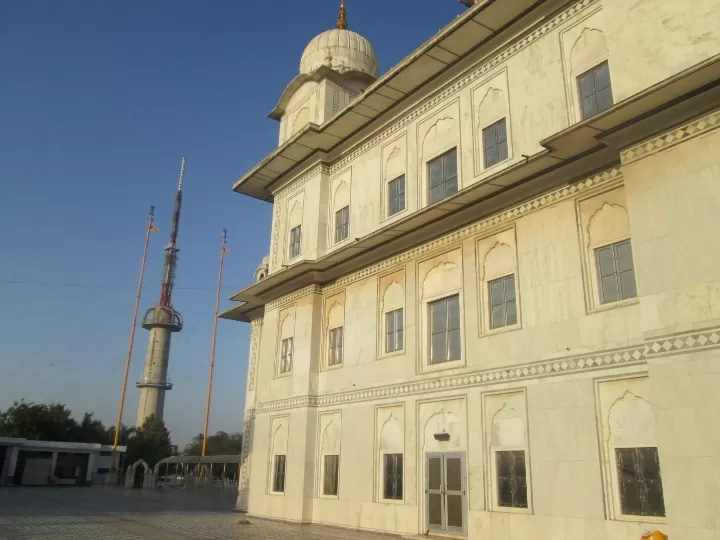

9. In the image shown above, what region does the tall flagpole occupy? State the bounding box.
[111,206,158,471]
[201,229,230,457]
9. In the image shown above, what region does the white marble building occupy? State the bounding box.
[221,1,720,538]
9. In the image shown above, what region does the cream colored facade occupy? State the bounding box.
[222,1,720,539]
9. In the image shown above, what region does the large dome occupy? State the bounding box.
[300,28,379,78]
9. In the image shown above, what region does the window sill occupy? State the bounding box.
[274,371,292,380]
[285,255,303,266]
[267,490,286,497]
[589,296,639,314]
[480,156,512,177]
[379,349,406,360]
[382,208,408,224]
[492,506,532,515]
[318,493,339,500]
[483,322,522,337]
[322,363,344,372]
[379,497,405,505]
[610,514,666,524]
[422,357,465,374]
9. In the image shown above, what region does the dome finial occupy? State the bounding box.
[336,0,348,30]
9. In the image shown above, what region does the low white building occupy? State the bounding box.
[0,437,126,487]
[221,1,720,539]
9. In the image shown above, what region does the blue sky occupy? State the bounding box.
[0,0,465,446]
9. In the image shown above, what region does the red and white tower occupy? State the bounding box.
[136,157,186,426]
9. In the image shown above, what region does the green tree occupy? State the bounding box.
[125,415,173,468]
[183,431,242,456]
[72,413,110,444]
[0,401,79,441]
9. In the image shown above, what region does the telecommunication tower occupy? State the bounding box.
[136,157,186,426]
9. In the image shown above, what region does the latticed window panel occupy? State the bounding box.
[429,295,461,364]
[489,274,517,329]
[595,239,637,304]
[334,206,350,243]
[279,337,293,374]
[428,148,458,205]
[388,175,406,216]
[323,454,339,496]
[385,308,404,353]
[616,447,665,517]
[578,61,613,119]
[272,455,286,493]
[496,450,528,508]
[328,327,344,366]
[482,118,508,168]
[383,453,403,500]
[289,225,302,259]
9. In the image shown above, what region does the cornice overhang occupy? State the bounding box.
[232,0,549,202]
[219,54,720,324]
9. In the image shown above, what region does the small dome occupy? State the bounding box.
[300,28,379,78]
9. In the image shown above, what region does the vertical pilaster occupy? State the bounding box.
[236,318,263,512]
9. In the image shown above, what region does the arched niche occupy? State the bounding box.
[327,302,344,330]
[570,28,609,77]
[477,87,506,129]
[379,416,403,453]
[422,261,460,300]
[288,201,303,229]
[423,410,464,453]
[483,242,515,281]
[271,422,289,456]
[587,203,631,248]
[490,401,527,448]
[280,313,295,340]
[382,281,404,313]
[608,391,656,446]
[333,181,350,212]
[422,117,458,161]
[385,146,404,181]
[293,107,311,134]
[322,421,341,456]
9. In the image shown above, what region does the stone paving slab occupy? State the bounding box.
[0,487,399,540]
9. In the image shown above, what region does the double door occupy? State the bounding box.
[426,453,466,535]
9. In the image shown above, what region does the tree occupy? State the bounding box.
[183,430,242,456]
[0,401,79,442]
[125,414,173,468]
[73,413,110,444]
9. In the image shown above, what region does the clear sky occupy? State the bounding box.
[0,0,465,446]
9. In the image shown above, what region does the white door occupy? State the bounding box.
[425,453,466,535]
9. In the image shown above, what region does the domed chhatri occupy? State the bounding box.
[299,1,379,77]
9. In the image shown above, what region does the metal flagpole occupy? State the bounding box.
[111,206,158,471]
[201,229,230,457]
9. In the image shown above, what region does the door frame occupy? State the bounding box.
[424,452,467,536]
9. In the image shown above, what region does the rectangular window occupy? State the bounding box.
[388,175,406,216]
[616,447,665,517]
[429,295,461,364]
[496,450,528,509]
[578,61,613,119]
[334,206,350,243]
[385,308,404,354]
[383,453,403,500]
[323,454,339,496]
[328,326,344,366]
[489,275,517,329]
[279,337,293,374]
[289,225,302,259]
[428,148,458,205]
[482,118,509,168]
[272,455,286,493]
[595,239,637,304]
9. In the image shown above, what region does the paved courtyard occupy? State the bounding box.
[0,487,397,540]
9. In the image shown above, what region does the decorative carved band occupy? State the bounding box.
[246,319,263,393]
[621,108,720,165]
[254,325,720,413]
